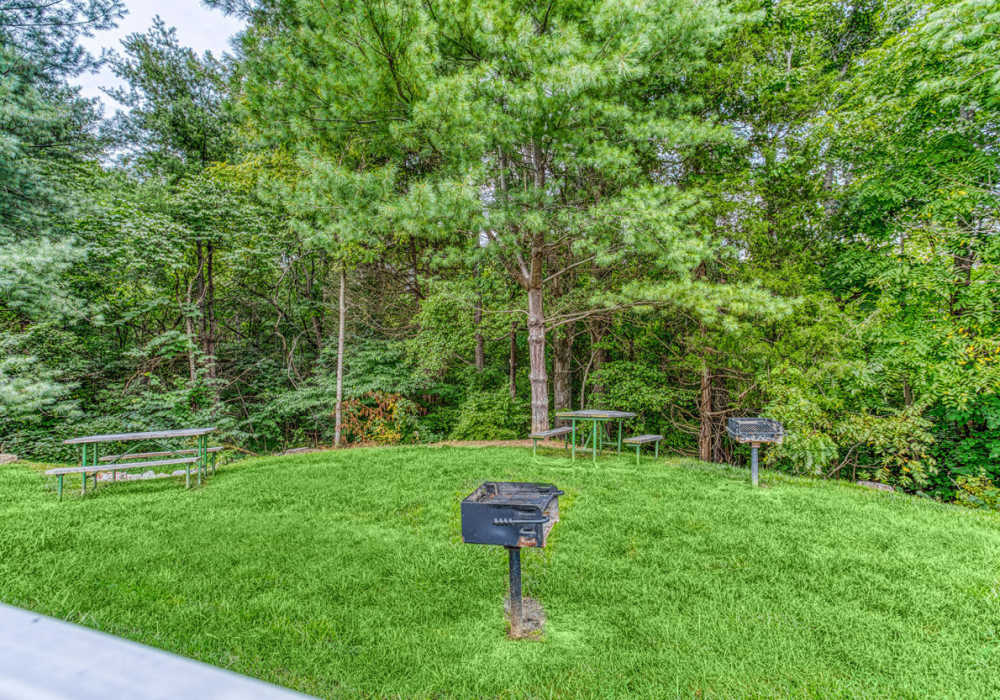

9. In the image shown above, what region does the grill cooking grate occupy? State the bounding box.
[726,417,784,444]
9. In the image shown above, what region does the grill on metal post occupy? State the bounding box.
[726,417,784,486]
[461,482,562,636]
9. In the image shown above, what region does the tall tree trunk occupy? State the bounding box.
[527,285,549,432]
[195,240,205,362]
[334,267,346,447]
[711,377,729,463]
[698,363,713,462]
[408,237,422,302]
[509,320,517,399]
[185,288,197,383]
[822,162,836,218]
[206,240,217,401]
[308,254,325,353]
[474,299,484,372]
[552,324,573,421]
[525,140,550,433]
[586,318,607,403]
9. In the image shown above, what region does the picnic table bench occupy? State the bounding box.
[46,428,217,500]
[528,426,573,457]
[622,434,663,464]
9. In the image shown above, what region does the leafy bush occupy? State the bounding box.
[928,394,1000,500]
[449,389,528,441]
[952,473,1000,511]
[343,391,421,445]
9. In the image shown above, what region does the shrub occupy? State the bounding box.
[343,391,421,445]
[449,389,528,441]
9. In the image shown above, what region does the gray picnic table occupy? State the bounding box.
[52,428,217,499]
[555,410,637,464]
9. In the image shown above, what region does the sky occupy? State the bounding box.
[74,0,246,117]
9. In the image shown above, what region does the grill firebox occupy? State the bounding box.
[461,482,563,635]
[461,481,562,548]
[726,417,784,487]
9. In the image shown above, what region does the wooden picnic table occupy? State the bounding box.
[555,410,637,464]
[54,428,216,499]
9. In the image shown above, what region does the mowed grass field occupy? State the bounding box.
[2,447,1000,698]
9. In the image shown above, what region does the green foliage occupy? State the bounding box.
[449,389,528,441]
[953,474,1000,511]
[0,354,77,430]
[343,391,421,445]
[0,0,123,244]
[930,395,1000,500]
[588,360,691,453]
[106,17,236,173]
[4,0,1000,514]
[341,339,430,398]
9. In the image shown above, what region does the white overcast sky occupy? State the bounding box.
[74,0,246,117]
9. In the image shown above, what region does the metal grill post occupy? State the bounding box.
[507,546,522,627]
[751,442,759,487]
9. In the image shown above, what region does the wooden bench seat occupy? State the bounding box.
[623,434,663,464]
[529,426,573,457]
[623,434,663,444]
[46,457,200,499]
[528,427,573,439]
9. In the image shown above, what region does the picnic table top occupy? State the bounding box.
[63,427,216,445]
[555,409,637,420]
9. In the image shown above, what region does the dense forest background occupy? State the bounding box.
[3,0,999,507]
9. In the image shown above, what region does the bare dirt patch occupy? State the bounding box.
[429,439,558,449]
[505,595,546,639]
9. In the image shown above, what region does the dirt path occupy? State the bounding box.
[277,439,556,456]
[427,439,562,448]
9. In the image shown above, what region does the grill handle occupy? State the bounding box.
[492,516,548,526]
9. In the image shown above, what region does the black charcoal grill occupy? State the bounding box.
[726,417,784,487]
[461,482,563,633]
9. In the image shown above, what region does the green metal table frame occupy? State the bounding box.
[555,411,637,465]
[59,428,215,499]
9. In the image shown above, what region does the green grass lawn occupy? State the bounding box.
[2,447,1000,698]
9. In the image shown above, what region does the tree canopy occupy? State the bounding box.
[3,0,1000,509]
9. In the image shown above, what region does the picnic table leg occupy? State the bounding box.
[57,475,63,501]
[185,462,191,489]
[635,444,640,466]
[571,420,576,461]
[655,441,659,459]
[81,444,87,495]
[592,420,597,465]
[617,420,622,455]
